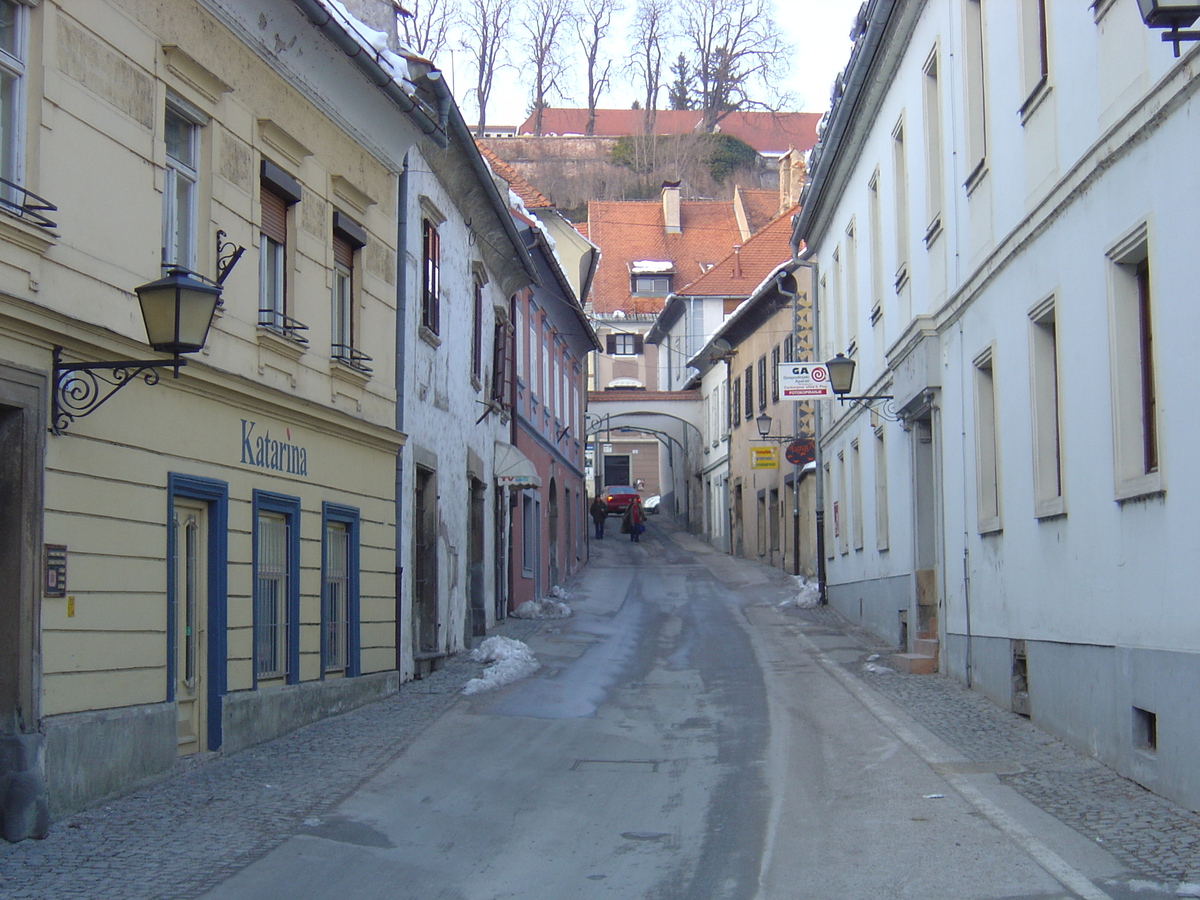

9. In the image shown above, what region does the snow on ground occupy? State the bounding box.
[462,637,540,695]
[778,575,821,609]
[512,586,573,619]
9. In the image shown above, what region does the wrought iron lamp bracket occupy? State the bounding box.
[836,392,900,422]
[52,346,185,435]
[216,229,245,286]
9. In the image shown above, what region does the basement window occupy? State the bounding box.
[1133,706,1157,754]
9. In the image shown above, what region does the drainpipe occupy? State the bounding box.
[770,267,802,577]
[793,256,825,602]
[394,153,411,672]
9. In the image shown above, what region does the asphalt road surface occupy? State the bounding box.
[199,522,1137,900]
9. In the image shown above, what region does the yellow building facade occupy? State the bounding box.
[0,0,452,835]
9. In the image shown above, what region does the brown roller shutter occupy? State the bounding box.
[261,186,287,243]
[333,233,353,269]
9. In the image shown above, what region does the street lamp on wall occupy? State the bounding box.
[52,267,227,435]
[1137,0,1200,55]
[825,352,900,422]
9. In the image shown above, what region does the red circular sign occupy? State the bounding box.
[811,366,827,382]
[785,438,815,466]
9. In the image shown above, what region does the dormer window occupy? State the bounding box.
[630,260,675,296]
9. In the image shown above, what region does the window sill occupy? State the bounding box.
[977,517,1003,536]
[1019,77,1052,125]
[330,358,372,386]
[1115,473,1164,505]
[257,327,307,361]
[964,159,989,197]
[418,325,442,348]
[0,209,56,256]
[471,374,483,392]
[1034,496,1066,520]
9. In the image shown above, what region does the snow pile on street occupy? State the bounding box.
[778,576,821,609]
[513,586,573,619]
[462,637,540,695]
[862,654,894,675]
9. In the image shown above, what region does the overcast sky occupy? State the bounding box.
[444,0,864,125]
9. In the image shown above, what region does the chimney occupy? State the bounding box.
[661,181,681,234]
[733,245,742,279]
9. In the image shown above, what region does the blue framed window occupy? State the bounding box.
[321,502,361,677]
[253,491,300,685]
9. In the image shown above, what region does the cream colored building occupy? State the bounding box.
[0,0,477,836]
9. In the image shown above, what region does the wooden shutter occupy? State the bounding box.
[606,334,617,354]
[333,233,353,269]
[261,186,287,243]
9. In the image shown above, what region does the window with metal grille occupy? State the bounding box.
[323,521,349,673]
[255,511,289,679]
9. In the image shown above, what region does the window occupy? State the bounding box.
[472,271,485,384]
[332,211,369,370]
[831,247,843,352]
[1029,298,1063,517]
[744,366,753,420]
[1018,0,1049,110]
[1108,228,1160,500]
[422,218,441,334]
[632,275,671,294]
[771,346,780,402]
[492,313,509,408]
[824,462,834,559]
[607,332,643,356]
[845,220,858,350]
[963,0,987,185]
[163,103,199,269]
[0,0,25,194]
[922,48,943,241]
[253,492,300,683]
[851,440,863,551]
[731,376,741,428]
[892,121,909,289]
[837,451,849,554]
[783,334,794,364]
[259,160,304,340]
[757,356,767,411]
[974,348,1001,533]
[868,170,884,314]
[322,504,360,677]
[874,426,889,550]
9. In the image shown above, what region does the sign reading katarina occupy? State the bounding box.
[241,420,308,476]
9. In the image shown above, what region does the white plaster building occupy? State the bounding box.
[793,0,1200,811]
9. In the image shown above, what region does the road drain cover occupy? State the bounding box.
[572,759,662,773]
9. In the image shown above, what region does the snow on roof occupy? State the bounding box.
[315,0,428,96]
[631,260,675,274]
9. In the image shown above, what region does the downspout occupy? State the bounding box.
[771,268,803,577]
[394,153,411,673]
[959,318,973,686]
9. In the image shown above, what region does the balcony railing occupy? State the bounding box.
[0,177,57,229]
[331,343,373,374]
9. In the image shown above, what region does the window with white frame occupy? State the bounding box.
[260,161,303,339]
[824,462,834,559]
[608,332,642,356]
[1107,227,1160,500]
[963,0,987,185]
[845,219,858,351]
[922,47,944,241]
[831,246,843,353]
[254,493,300,682]
[973,348,1002,533]
[163,102,199,269]
[891,120,909,289]
[472,271,485,384]
[868,170,884,325]
[331,212,369,370]
[0,0,25,195]
[874,426,889,550]
[1029,297,1064,517]
[421,218,441,335]
[1018,0,1049,111]
[851,439,863,551]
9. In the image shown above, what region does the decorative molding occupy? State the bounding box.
[331,175,374,215]
[162,46,231,106]
[257,119,312,168]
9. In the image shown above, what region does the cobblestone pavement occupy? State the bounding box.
[0,618,541,900]
[790,605,1200,888]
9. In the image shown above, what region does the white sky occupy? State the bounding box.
[445,0,864,125]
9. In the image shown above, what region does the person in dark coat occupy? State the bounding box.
[622,496,646,543]
[590,496,608,539]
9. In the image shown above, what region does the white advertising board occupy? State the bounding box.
[778,362,834,398]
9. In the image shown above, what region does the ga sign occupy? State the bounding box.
[779,363,834,398]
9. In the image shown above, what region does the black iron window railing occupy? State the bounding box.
[258,309,309,344]
[331,343,373,374]
[0,177,57,229]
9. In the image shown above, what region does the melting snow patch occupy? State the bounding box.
[778,576,822,609]
[462,637,540,695]
[1177,884,1200,897]
[1121,881,1169,895]
[864,662,894,675]
[513,597,572,618]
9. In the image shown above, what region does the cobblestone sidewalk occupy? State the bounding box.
[0,618,541,900]
[791,605,1200,887]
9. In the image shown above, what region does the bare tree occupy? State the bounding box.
[577,0,622,136]
[460,0,511,136]
[398,0,458,61]
[629,0,669,141]
[680,0,792,131]
[520,0,577,136]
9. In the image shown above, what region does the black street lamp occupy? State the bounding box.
[52,268,228,434]
[1137,0,1200,55]
[825,352,899,422]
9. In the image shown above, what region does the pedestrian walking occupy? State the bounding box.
[622,496,646,543]
[590,495,608,539]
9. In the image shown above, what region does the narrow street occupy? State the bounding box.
[5,518,1199,899]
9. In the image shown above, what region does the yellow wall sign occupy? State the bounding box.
[751,446,779,469]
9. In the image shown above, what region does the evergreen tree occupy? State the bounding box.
[668,53,695,110]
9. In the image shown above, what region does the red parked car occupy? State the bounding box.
[602,485,640,515]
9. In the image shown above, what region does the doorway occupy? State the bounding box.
[413,467,440,653]
[912,415,940,648]
[604,455,631,486]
